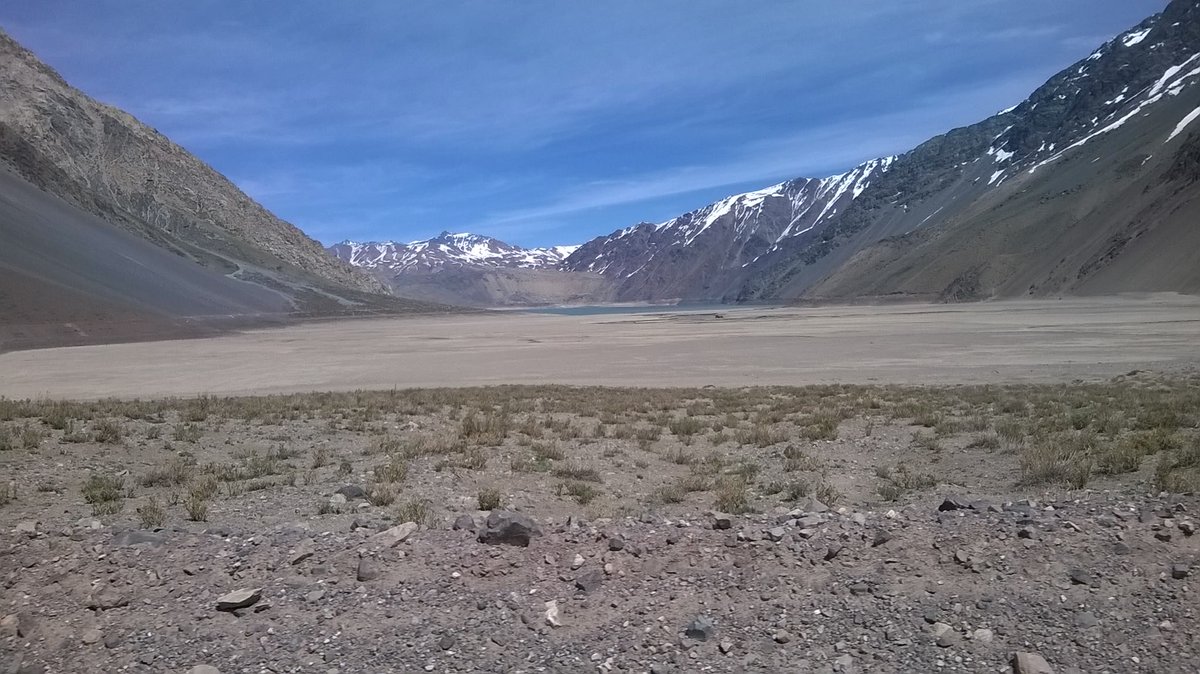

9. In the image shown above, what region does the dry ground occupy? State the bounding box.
[2,377,1199,672]
[1,295,1199,399]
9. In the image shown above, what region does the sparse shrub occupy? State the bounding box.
[337,460,353,477]
[1018,440,1093,489]
[460,410,511,445]
[366,483,396,506]
[669,417,704,437]
[1154,439,1200,493]
[781,445,820,472]
[20,425,43,450]
[799,413,840,440]
[911,432,942,453]
[739,425,784,448]
[140,458,194,488]
[558,481,599,505]
[713,476,750,514]
[395,498,437,527]
[0,427,12,451]
[531,442,565,461]
[374,456,410,483]
[137,499,166,528]
[189,475,219,501]
[310,446,332,469]
[815,480,841,506]
[730,460,760,481]
[317,500,340,515]
[173,423,202,443]
[83,473,124,505]
[477,487,502,511]
[552,463,602,483]
[184,494,208,521]
[966,433,1001,450]
[94,419,123,444]
[995,419,1024,446]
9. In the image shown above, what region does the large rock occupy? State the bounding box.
[684,615,715,641]
[1012,652,1055,674]
[368,522,418,549]
[215,588,262,612]
[478,510,541,547]
[110,530,166,547]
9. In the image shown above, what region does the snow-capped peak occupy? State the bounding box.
[328,233,579,273]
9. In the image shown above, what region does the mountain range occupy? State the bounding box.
[1,1,1198,349]
[337,0,1200,306]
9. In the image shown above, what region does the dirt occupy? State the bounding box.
[1,380,1199,673]
[1,295,1199,399]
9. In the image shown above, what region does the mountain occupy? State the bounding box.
[561,158,893,301]
[328,233,612,307]
[328,232,578,272]
[0,28,445,350]
[562,0,1200,304]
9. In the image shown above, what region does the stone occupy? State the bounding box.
[216,588,262,612]
[574,570,603,593]
[871,530,892,547]
[335,484,365,499]
[719,638,734,654]
[773,629,793,644]
[607,534,625,552]
[438,634,455,650]
[851,513,867,526]
[824,544,843,561]
[798,496,829,513]
[87,588,129,611]
[452,514,476,532]
[939,496,972,511]
[357,557,380,582]
[369,522,418,548]
[936,632,958,648]
[15,521,37,535]
[329,493,347,506]
[478,510,541,547]
[1068,568,1096,587]
[833,654,854,672]
[765,527,786,542]
[305,590,325,603]
[1074,612,1099,628]
[1179,521,1196,536]
[971,628,994,644]
[1018,527,1036,539]
[81,628,102,645]
[188,667,222,674]
[1011,651,1056,674]
[684,615,715,641]
[544,600,562,627]
[571,553,585,570]
[711,512,734,530]
[110,530,165,547]
[290,540,315,565]
[1171,563,1190,580]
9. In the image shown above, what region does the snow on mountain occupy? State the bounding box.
[328,232,577,273]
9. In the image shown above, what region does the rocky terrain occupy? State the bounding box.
[2,377,1198,672]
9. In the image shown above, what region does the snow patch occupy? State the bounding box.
[1122,28,1152,48]
[1167,105,1200,143]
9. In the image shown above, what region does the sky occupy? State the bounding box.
[0,1,1169,248]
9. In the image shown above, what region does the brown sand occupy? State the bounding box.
[1,295,1198,399]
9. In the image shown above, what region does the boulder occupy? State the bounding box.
[478,510,541,547]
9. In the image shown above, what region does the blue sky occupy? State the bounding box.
[0,1,1167,247]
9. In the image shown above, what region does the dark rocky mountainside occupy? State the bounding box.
[559,0,1200,304]
[0,29,445,350]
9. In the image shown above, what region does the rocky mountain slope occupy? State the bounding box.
[329,233,612,307]
[0,29,443,350]
[557,0,1200,304]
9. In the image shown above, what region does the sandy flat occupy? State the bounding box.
[1,295,1198,399]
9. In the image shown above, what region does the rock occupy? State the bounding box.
[936,632,958,648]
[833,654,854,672]
[110,530,165,547]
[851,513,867,526]
[1171,563,1190,580]
[797,496,829,513]
[329,493,347,506]
[478,510,541,547]
[939,496,972,511]
[796,514,825,529]
[824,544,843,561]
[1012,651,1056,674]
[849,582,871,596]
[711,512,734,530]
[871,530,892,547]
[719,638,734,654]
[765,527,786,542]
[357,557,380,582]
[15,521,37,535]
[216,588,262,612]
[684,615,715,641]
[574,570,603,593]
[1179,521,1196,536]
[81,628,102,645]
[369,522,418,548]
[290,539,315,565]
[438,634,455,650]
[931,622,953,638]
[954,550,971,566]
[773,629,793,644]
[188,667,222,674]
[305,590,325,603]
[87,588,129,611]
[1018,527,1036,539]
[971,628,994,644]
[571,553,585,570]
[607,534,625,552]
[1068,568,1096,587]
[1074,611,1099,628]
[543,600,561,627]
[335,484,365,499]
[452,514,476,532]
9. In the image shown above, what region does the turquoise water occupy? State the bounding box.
[515,303,737,317]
